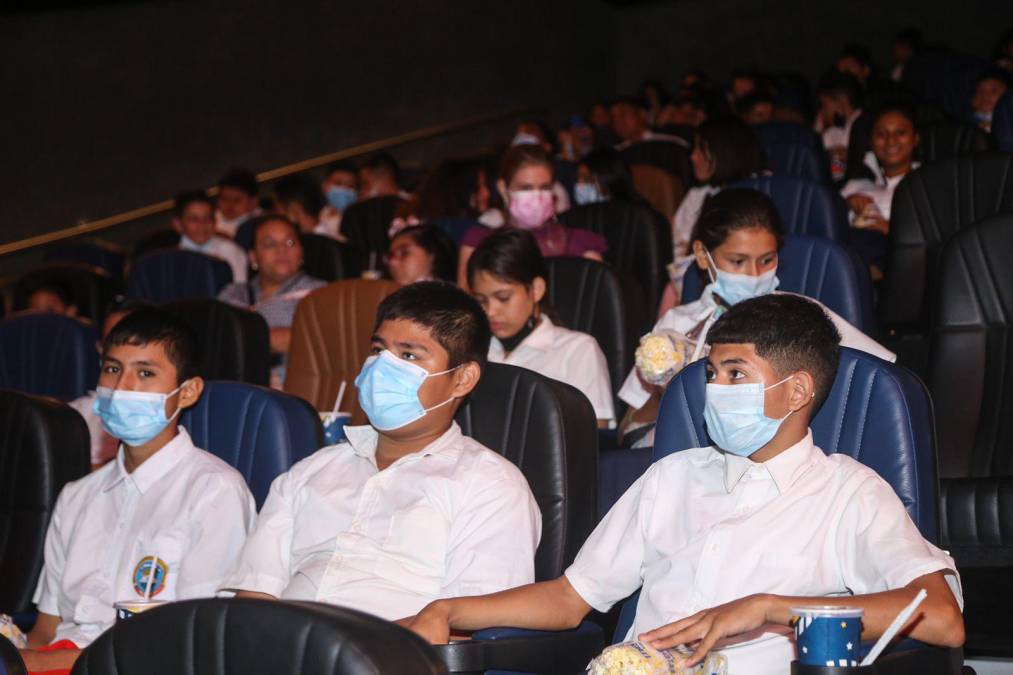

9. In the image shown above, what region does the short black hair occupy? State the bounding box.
[102,308,199,384]
[392,224,458,283]
[217,168,258,197]
[359,152,400,182]
[976,66,1012,88]
[27,280,75,307]
[581,148,636,202]
[275,175,326,215]
[174,190,214,218]
[817,70,865,109]
[325,160,358,177]
[707,294,841,412]
[374,281,491,372]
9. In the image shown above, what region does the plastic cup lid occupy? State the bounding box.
[789,605,865,618]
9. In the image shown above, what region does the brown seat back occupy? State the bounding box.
[630,164,683,219]
[284,279,400,424]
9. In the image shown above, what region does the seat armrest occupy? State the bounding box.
[434,621,604,674]
[860,639,961,675]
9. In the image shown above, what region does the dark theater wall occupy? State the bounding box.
[1,0,614,245]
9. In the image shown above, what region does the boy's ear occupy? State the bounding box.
[177,377,205,410]
[787,370,816,414]
[451,362,482,399]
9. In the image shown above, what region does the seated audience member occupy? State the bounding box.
[557,115,596,163]
[409,294,964,674]
[727,68,762,104]
[840,104,920,276]
[656,92,709,142]
[971,68,1011,132]
[321,160,359,220]
[660,117,767,314]
[640,80,669,127]
[890,28,923,82]
[836,43,874,86]
[508,121,573,215]
[589,101,620,148]
[274,175,340,240]
[392,158,490,241]
[221,282,541,620]
[358,152,410,200]
[735,89,776,125]
[217,215,325,386]
[621,189,894,444]
[20,309,256,673]
[573,148,638,205]
[215,168,260,238]
[468,229,615,428]
[815,71,865,182]
[611,97,688,150]
[173,191,248,283]
[25,281,78,316]
[458,145,606,286]
[386,224,458,286]
[69,299,149,470]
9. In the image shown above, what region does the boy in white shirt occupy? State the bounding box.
[408,294,963,674]
[21,308,256,673]
[221,281,541,621]
[173,191,248,283]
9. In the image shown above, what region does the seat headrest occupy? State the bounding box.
[127,249,233,303]
[732,176,849,241]
[163,299,271,386]
[0,313,99,401]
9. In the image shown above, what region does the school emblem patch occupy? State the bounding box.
[132,556,168,597]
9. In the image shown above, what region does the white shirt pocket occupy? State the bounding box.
[129,530,189,601]
[383,504,450,592]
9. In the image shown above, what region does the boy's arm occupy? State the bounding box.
[409,576,592,644]
[641,570,963,667]
[25,612,60,649]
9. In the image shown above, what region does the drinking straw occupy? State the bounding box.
[859,589,928,666]
[333,381,346,413]
[143,550,159,601]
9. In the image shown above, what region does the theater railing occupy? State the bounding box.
[0,106,534,258]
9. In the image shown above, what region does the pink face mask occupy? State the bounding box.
[508,189,555,229]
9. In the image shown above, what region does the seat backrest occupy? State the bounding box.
[630,164,684,219]
[11,262,120,324]
[300,233,347,282]
[654,348,939,541]
[762,142,832,184]
[732,175,849,242]
[455,363,598,580]
[879,152,1013,330]
[0,314,99,401]
[559,201,669,330]
[620,141,691,187]
[182,381,322,508]
[904,49,988,121]
[284,279,401,424]
[340,196,403,276]
[0,390,90,612]
[127,249,233,303]
[70,598,448,675]
[920,121,995,161]
[162,299,271,386]
[993,91,1013,153]
[753,121,823,150]
[927,213,1013,480]
[131,229,181,258]
[43,239,126,282]
[545,257,635,409]
[680,234,875,333]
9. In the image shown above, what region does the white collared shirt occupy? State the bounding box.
[488,316,615,425]
[33,428,256,647]
[221,422,541,621]
[566,432,962,675]
[618,289,897,410]
[179,234,248,283]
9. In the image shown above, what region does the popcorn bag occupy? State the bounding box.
[635,330,701,387]
[588,641,727,675]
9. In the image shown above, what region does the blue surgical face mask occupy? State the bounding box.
[354,351,460,431]
[326,185,357,212]
[706,249,779,306]
[574,182,606,205]
[93,385,183,447]
[704,376,793,457]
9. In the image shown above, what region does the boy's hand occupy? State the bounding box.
[407,601,452,645]
[639,594,772,667]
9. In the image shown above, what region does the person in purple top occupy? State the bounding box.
[457,145,606,287]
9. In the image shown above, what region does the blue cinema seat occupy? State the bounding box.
[991,91,1013,153]
[126,249,233,303]
[732,175,850,242]
[0,313,99,401]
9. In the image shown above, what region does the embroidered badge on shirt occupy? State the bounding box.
[132,556,168,597]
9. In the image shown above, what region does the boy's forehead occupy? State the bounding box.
[103,339,173,367]
[707,343,760,365]
[374,318,448,356]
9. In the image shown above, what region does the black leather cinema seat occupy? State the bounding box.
[732,175,850,242]
[879,152,1013,333]
[919,121,995,161]
[162,299,271,386]
[127,249,233,303]
[300,232,347,282]
[559,201,671,330]
[70,599,448,675]
[545,257,637,412]
[340,196,403,276]
[762,141,832,184]
[0,390,90,614]
[994,91,1013,153]
[0,313,100,401]
[11,262,121,325]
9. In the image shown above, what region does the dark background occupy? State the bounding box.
[2,0,1011,246]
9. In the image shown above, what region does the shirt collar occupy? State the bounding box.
[721,429,820,495]
[343,421,464,467]
[102,426,196,495]
[490,315,555,357]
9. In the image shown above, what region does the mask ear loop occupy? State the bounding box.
[704,249,718,284]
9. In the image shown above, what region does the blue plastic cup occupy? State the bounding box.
[320,412,351,445]
[791,606,864,667]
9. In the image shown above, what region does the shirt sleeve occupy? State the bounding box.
[33,487,71,616]
[175,472,257,599]
[580,339,616,423]
[835,474,963,610]
[439,467,542,598]
[218,469,297,597]
[565,466,656,613]
[217,283,249,308]
[225,244,248,283]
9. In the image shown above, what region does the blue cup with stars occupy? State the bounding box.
[791,606,864,668]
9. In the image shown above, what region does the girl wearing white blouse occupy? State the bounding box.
[468,228,616,428]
